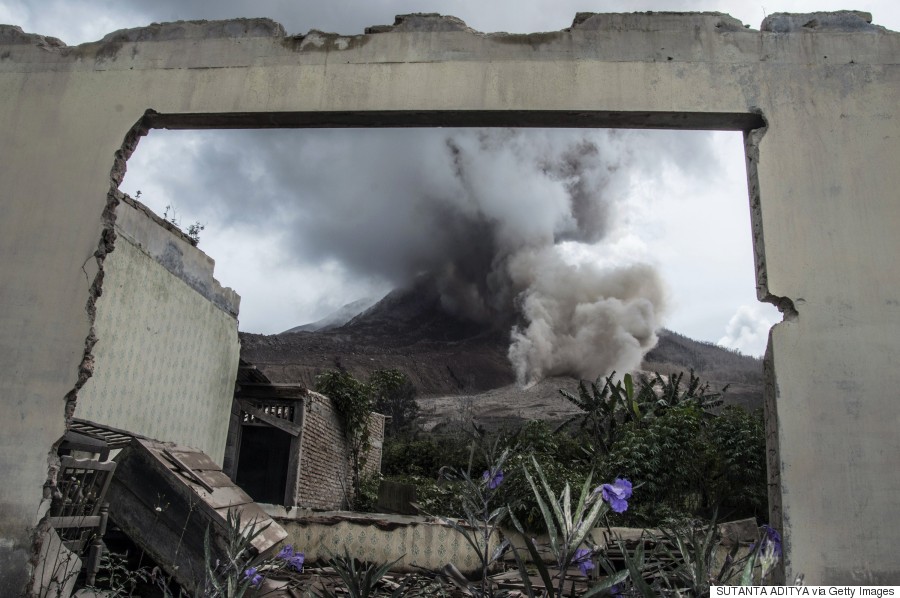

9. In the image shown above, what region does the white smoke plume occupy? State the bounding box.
[125,127,685,384]
[507,247,665,384]
[718,304,773,357]
[425,130,667,384]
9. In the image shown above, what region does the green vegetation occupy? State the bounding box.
[381,370,765,528]
[369,369,419,436]
[316,368,419,508]
[83,367,777,597]
[159,200,205,245]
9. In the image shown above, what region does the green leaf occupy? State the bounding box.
[507,538,539,598]
[624,373,634,400]
[572,471,595,532]
[523,463,560,557]
[740,541,763,585]
[509,510,557,598]
[581,569,630,597]
[616,537,656,597]
[562,483,572,533]
[532,456,566,538]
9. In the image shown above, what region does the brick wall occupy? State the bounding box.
[297,391,385,510]
[363,409,385,482]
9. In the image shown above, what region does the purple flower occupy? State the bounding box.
[482,469,504,490]
[761,525,782,558]
[277,544,305,572]
[757,525,783,580]
[573,548,594,577]
[287,553,305,572]
[599,478,632,513]
[610,584,624,598]
[277,545,293,559]
[242,566,263,587]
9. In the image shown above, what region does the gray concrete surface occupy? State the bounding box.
[73,198,241,460]
[1,10,898,592]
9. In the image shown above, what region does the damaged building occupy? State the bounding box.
[1,9,900,593]
[227,359,384,509]
[21,190,384,595]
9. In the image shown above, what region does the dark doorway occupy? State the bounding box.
[235,426,291,504]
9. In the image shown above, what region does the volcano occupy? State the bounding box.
[240,276,515,394]
[239,278,764,427]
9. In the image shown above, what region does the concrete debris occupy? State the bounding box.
[0,25,66,49]
[366,13,477,35]
[762,11,878,33]
[571,12,747,32]
[99,18,287,44]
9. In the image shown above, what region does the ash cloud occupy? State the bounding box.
[507,248,665,384]
[124,127,720,383]
[717,304,774,357]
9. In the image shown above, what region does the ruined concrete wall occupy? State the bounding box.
[266,508,494,575]
[74,198,241,460]
[366,412,385,481]
[297,392,384,510]
[1,11,899,589]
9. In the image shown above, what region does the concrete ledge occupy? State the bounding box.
[263,507,496,574]
[115,196,240,317]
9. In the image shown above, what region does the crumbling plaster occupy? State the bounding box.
[0,10,898,591]
[73,196,241,458]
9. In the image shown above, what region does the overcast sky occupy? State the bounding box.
[5,1,898,357]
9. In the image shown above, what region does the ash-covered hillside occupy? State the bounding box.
[240,277,516,395]
[240,280,765,426]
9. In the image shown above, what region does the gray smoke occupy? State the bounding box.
[507,248,664,384]
[423,130,667,383]
[123,127,706,384]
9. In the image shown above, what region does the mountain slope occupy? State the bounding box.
[240,282,764,426]
[241,278,515,394]
[281,297,379,333]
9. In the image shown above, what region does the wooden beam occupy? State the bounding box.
[283,397,305,507]
[238,400,302,437]
[59,456,117,472]
[234,383,307,400]
[49,515,102,528]
[162,449,216,493]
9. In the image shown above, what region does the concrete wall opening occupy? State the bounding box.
[119,123,779,356]
[90,118,779,526]
[5,11,898,587]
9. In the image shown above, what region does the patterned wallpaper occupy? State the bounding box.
[75,236,240,462]
[277,515,493,574]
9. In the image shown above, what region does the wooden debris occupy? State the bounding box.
[106,438,287,595]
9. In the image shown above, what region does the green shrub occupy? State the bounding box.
[316,370,375,507]
[381,433,476,478]
[600,402,767,525]
[382,370,766,529]
[706,406,767,520]
[492,422,593,531]
[316,369,421,509]
[601,404,711,525]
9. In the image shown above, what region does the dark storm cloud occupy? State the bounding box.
[7,0,731,380]
[127,126,717,382]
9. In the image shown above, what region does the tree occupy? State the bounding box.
[315,370,374,508]
[558,372,653,454]
[315,369,421,507]
[368,369,419,436]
